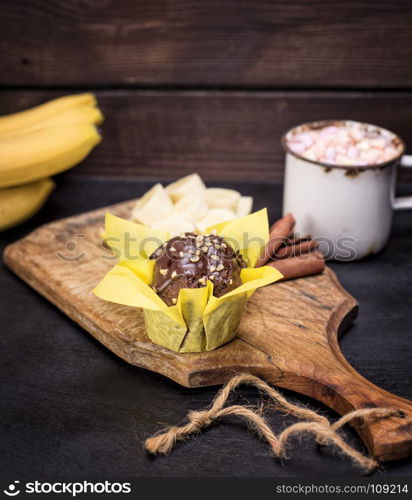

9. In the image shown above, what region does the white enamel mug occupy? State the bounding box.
[282,120,412,260]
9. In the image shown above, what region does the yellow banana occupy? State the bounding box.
[196,208,236,232]
[131,183,173,226]
[172,194,208,222]
[151,217,196,236]
[236,196,253,216]
[0,122,101,188]
[0,93,96,135]
[0,178,55,231]
[165,173,206,202]
[3,105,104,136]
[204,187,241,210]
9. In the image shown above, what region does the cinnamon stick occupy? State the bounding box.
[275,239,318,260]
[289,234,312,245]
[268,250,325,281]
[255,213,296,268]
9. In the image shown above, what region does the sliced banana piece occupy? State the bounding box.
[236,196,253,217]
[204,187,241,210]
[172,194,208,223]
[196,208,236,233]
[165,173,206,202]
[151,217,195,237]
[131,183,173,226]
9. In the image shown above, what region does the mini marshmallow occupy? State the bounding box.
[286,121,401,166]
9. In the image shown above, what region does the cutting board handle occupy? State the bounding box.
[240,269,412,462]
[259,334,412,462]
[319,338,412,462]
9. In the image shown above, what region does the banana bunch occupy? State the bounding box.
[131,174,253,236]
[0,93,103,231]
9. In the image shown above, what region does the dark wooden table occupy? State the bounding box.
[0,175,411,478]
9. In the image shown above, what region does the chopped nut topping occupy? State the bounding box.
[171,271,177,278]
[215,244,221,249]
[188,249,195,254]
[170,246,176,252]
[159,268,167,276]
[208,275,215,280]
[209,265,216,273]
[210,254,219,261]
[190,256,200,263]
[201,246,208,253]
[198,276,207,285]
[172,298,177,304]
[216,263,224,272]
[205,241,212,247]
[221,242,227,249]
[229,278,233,285]
[179,251,184,258]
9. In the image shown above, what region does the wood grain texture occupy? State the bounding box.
[4,199,412,461]
[0,0,411,88]
[1,89,412,182]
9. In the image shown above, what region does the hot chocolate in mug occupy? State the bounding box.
[282,120,412,260]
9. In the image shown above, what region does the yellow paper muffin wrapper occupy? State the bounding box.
[94,209,283,352]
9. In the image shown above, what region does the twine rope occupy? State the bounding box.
[145,373,400,473]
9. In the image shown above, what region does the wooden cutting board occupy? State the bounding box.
[4,199,412,462]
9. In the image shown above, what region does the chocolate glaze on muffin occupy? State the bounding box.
[150,232,246,306]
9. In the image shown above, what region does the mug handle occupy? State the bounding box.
[393,155,412,210]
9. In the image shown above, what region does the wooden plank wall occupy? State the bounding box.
[0,0,411,182]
